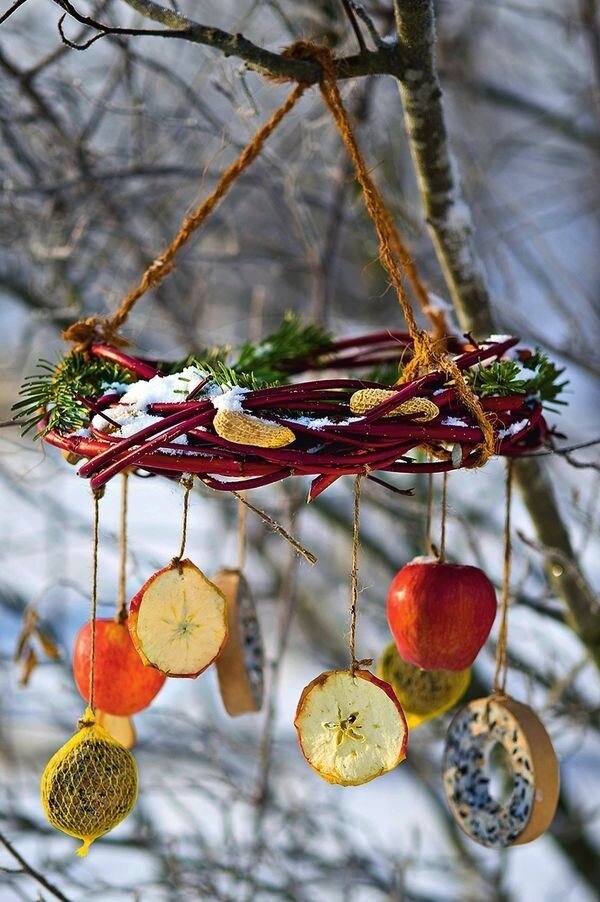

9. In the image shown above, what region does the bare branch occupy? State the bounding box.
[45,0,405,83]
[0,830,71,902]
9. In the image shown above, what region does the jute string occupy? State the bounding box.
[493,460,513,695]
[439,472,448,561]
[63,81,308,350]
[87,488,104,716]
[237,492,248,571]
[116,472,129,624]
[424,471,434,555]
[348,475,371,674]
[62,42,493,465]
[173,475,194,564]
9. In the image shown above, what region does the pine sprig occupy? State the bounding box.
[200,361,270,392]
[234,312,334,382]
[466,349,567,409]
[13,353,132,438]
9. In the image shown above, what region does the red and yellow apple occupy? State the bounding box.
[386,558,496,671]
[73,618,165,716]
[376,641,470,728]
[128,559,228,678]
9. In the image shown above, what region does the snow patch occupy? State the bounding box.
[498,419,529,440]
[210,386,251,412]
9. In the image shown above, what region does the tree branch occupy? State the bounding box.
[391,0,600,667]
[0,830,71,902]
[49,0,404,83]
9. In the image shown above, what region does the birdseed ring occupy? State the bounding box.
[443,695,559,848]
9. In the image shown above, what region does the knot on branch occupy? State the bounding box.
[265,40,334,84]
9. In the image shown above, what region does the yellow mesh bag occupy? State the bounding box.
[40,707,138,857]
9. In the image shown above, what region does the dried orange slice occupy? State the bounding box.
[128,559,228,678]
[212,569,264,716]
[96,710,136,749]
[294,669,408,786]
[377,642,470,729]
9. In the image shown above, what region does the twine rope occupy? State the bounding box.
[493,460,513,695]
[439,472,448,561]
[173,475,194,563]
[63,81,308,350]
[116,472,129,624]
[425,471,434,555]
[349,474,370,674]
[88,487,104,714]
[237,492,248,571]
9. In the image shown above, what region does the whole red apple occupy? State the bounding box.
[73,618,166,715]
[386,558,497,671]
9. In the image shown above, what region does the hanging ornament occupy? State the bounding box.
[73,618,165,715]
[386,556,497,671]
[41,708,138,857]
[294,669,408,786]
[442,696,559,847]
[442,462,560,847]
[41,491,138,855]
[96,710,136,750]
[376,642,470,729]
[128,477,228,677]
[212,568,264,716]
[73,474,165,715]
[129,560,228,677]
[295,477,408,785]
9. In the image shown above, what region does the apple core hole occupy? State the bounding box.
[487,741,514,805]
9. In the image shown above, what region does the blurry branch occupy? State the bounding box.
[443,74,600,151]
[0,0,26,25]
[47,0,404,83]
[0,830,71,901]
[391,0,600,668]
[522,438,600,471]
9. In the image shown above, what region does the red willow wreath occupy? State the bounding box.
[16,44,561,500]
[36,330,550,501]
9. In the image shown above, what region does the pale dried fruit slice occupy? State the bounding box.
[294,669,408,786]
[96,711,136,750]
[212,569,264,716]
[128,559,228,678]
[213,409,295,448]
[377,642,470,729]
[349,390,439,422]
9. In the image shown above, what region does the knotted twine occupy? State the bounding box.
[63,42,494,466]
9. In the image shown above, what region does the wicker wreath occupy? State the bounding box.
[31,329,550,500]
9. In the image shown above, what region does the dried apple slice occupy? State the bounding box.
[96,710,136,750]
[128,559,228,678]
[377,642,470,729]
[211,569,264,716]
[294,669,408,786]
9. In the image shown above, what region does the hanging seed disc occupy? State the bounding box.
[212,569,264,716]
[443,695,559,848]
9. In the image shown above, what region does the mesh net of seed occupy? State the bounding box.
[40,708,138,856]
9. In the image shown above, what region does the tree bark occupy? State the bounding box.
[391,0,600,666]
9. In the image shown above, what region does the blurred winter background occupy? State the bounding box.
[0,0,599,899]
